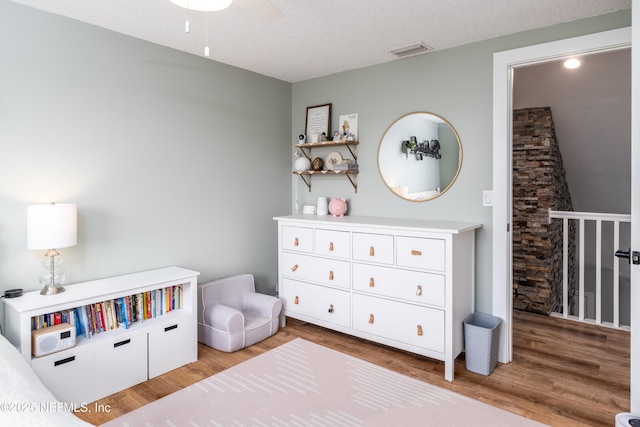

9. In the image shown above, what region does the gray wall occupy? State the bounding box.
[0,1,291,310]
[291,10,631,313]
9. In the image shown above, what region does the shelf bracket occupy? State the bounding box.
[296,173,311,192]
[345,144,358,162]
[346,173,358,193]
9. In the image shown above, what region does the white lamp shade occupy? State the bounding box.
[27,204,77,250]
[169,0,232,12]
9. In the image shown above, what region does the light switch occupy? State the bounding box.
[483,190,493,207]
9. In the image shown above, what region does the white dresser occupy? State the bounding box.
[274,215,481,381]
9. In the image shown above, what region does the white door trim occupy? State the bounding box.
[491,27,632,364]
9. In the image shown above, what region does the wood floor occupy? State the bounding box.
[76,309,630,426]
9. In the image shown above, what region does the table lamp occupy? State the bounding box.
[27,203,77,295]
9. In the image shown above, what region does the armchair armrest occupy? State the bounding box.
[243,292,282,318]
[203,303,244,333]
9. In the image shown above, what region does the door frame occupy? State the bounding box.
[491,27,632,364]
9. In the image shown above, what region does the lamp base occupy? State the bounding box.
[40,284,65,295]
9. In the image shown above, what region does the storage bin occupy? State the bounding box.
[463,312,502,375]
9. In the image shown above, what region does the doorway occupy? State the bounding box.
[491,27,631,364]
[511,49,631,323]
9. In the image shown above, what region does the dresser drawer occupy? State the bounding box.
[397,236,446,271]
[282,252,350,289]
[315,229,350,259]
[352,232,394,265]
[352,293,444,353]
[352,263,445,307]
[280,278,350,327]
[282,225,313,253]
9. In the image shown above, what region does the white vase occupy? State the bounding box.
[295,156,311,171]
[316,197,329,215]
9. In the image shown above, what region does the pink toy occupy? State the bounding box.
[329,198,347,217]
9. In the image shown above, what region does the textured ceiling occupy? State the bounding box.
[9,0,632,82]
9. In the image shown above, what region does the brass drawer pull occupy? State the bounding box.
[328,304,334,313]
[328,271,334,280]
[291,264,298,272]
[369,246,375,256]
[369,314,375,324]
[416,285,423,296]
[417,325,423,336]
[411,249,422,256]
[329,242,334,251]
[369,277,375,287]
[294,237,299,246]
[294,296,299,304]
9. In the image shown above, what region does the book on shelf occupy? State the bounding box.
[31,284,185,339]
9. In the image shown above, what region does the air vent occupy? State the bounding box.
[390,42,433,58]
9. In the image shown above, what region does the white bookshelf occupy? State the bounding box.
[4,266,199,405]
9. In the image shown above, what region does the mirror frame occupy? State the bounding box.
[377,111,463,202]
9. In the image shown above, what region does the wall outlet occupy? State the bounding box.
[483,190,493,207]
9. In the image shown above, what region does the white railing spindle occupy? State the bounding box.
[613,220,620,328]
[562,217,569,319]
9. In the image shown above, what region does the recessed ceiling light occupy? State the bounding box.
[563,58,581,69]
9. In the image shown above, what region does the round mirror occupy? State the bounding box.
[377,112,462,201]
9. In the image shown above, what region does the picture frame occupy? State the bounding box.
[305,103,331,142]
[338,113,358,141]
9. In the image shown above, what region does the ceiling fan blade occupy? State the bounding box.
[234,0,284,23]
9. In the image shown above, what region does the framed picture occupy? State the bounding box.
[305,103,331,142]
[338,113,358,141]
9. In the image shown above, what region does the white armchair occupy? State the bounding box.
[197,273,282,352]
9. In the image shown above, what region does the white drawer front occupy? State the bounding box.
[282,252,350,289]
[148,317,197,378]
[352,232,394,265]
[396,236,446,271]
[352,293,444,353]
[315,229,350,259]
[282,225,313,253]
[95,333,148,399]
[352,263,445,307]
[31,345,96,405]
[280,279,350,327]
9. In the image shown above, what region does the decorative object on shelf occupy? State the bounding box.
[294,150,311,171]
[316,197,329,215]
[333,163,359,172]
[325,151,343,171]
[378,111,462,202]
[402,136,442,160]
[302,205,316,215]
[305,103,331,141]
[312,157,323,171]
[328,198,348,217]
[27,203,77,295]
[338,113,358,142]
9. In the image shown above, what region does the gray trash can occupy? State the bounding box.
[463,312,502,375]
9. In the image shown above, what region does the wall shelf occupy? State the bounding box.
[293,141,359,192]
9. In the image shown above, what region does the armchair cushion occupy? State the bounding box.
[197,274,282,352]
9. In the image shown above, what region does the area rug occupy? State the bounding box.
[102,338,546,426]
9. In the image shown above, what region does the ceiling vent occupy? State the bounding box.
[390,42,433,58]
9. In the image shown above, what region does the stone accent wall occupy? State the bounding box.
[512,107,575,314]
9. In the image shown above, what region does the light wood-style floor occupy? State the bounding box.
[76,309,630,426]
